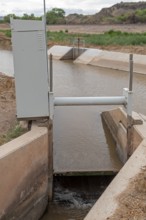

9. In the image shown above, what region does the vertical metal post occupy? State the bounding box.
[129,54,133,92]
[49,53,54,119]
[48,55,54,201]
[43,0,47,28]
[49,54,54,120]
[48,119,53,201]
[43,0,53,201]
[50,54,53,92]
[78,37,80,57]
[127,54,134,158]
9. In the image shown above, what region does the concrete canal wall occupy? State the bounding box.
[0,124,49,220]
[85,107,146,220]
[48,45,85,60]
[102,107,143,162]
[85,139,146,220]
[48,45,146,74]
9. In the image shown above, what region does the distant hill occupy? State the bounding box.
[66,2,146,24]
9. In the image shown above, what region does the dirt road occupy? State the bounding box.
[1,23,146,33]
[47,24,146,34]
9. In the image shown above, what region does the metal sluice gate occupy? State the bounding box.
[48,53,133,120]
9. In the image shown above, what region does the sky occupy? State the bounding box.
[0,0,145,16]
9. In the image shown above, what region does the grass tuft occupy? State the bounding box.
[0,123,27,146]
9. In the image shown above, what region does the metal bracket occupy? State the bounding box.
[123,88,133,116]
[49,92,54,120]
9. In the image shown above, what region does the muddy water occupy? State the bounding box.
[1,51,146,219]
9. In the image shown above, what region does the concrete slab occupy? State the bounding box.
[89,50,129,71]
[74,48,102,64]
[89,50,146,74]
[48,45,73,60]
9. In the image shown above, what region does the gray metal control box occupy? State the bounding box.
[11,18,49,119]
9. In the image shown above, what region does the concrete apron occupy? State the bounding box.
[48,45,146,74]
[84,107,146,220]
[0,124,49,220]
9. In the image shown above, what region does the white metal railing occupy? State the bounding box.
[54,96,126,106]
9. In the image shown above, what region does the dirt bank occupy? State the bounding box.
[0,73,16,144]
[0,32,11,50]
[108,167,146,220]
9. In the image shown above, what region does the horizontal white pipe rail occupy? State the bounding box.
[54,96,127,106]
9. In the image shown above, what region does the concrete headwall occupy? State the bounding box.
[0,125,49,220]
[74,48,101,64]
[48,45,73,60]
[48,45,86,60]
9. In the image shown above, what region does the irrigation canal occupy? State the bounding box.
[1,50,146,219]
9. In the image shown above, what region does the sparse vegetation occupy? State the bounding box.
[3,13,41,23]
[2,8,66,25]
[0,29,11,37]
[47,30,146,46]
[0,123,27,146]
[1,28,146,47]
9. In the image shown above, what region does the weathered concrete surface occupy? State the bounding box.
[74,48,101,64]
[102,107,143,162]
[85,108,146,220]
[89,51,146,74]
[0,126,48,220]
[89,50,129,71]
[48,45,73,60]
[84,139,146,220]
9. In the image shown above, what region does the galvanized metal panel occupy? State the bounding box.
[11,19,45,31]
[11,19,49,119]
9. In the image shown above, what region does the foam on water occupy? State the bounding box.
[42,176,114,220]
